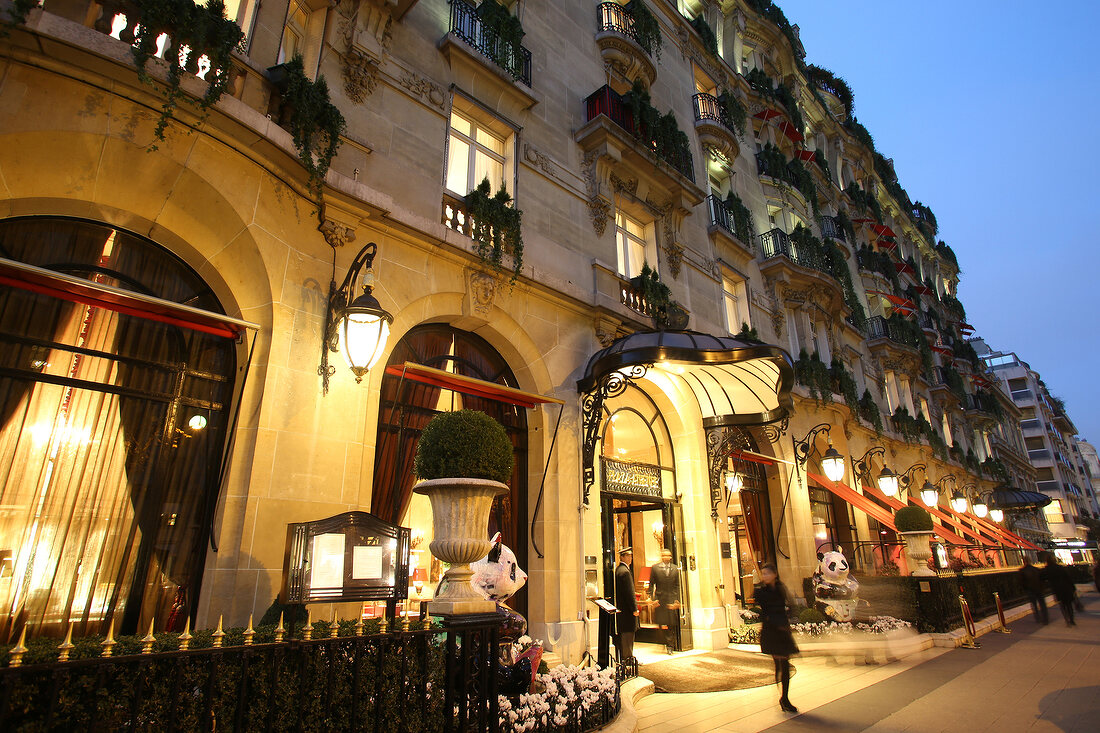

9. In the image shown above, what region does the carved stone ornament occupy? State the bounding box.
[594,315,622,347]
[609,171,638,197]
[664,240,684,279]
[319,218,356,249]
[467,269,499,318]
[582,151,612,237]
[524,144,556,177]
[399,70,446,109]
[343,49,380,103]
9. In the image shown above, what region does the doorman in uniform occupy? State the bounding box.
[613,547,639,662]
[650,548,681,653]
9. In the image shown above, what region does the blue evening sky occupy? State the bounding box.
[776,0,1100,445]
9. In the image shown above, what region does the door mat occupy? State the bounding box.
[641,649,796,693]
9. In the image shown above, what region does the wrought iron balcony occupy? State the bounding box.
[598,1,648,53]
[758,228,830,275]
[917,311,936,332]
[706,195,753,248]
[820,215,846,243]
[755,152,791,182]
[692,93,737,134]
[449,0,532,86]
[862,316,922,349]
[583,85,695,182]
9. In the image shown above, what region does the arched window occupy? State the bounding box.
[372,325,528,612]
[0,217,237,639]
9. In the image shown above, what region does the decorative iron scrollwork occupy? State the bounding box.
[705,426,754,519]
[581,364,649,504]
[757,416,789,444]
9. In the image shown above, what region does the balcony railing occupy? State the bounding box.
[583,85,695,181]
[759,228,837,278]
[862,316,921,349]
[756,152,791,182]
[449,0,532,86]
[706,195,752,247]
[692,92,737,134]
[819,215,846,243]
[917,311,936,331]
[597,1,652,53]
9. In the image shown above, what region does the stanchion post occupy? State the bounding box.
[958,594,981,649]
[993,591,1011,634]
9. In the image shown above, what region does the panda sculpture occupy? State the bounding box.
[811,546,865,622]
[471,534,539,694]
[471,532,528,603]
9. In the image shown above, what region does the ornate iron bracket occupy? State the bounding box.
[705,425,753,520]
[580,363,648,505]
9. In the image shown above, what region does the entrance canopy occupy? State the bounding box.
[577,330,794,428]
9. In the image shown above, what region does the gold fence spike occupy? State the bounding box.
[400,600,410,633]
[244,614,255,646]
[274,611,285,643]
[9,626,28,668]
[329,609,339,638]
[58,622,76,662]
[354,604,365,637]
[379,610,388,634]
[422,602,431,631]
[179,617,193,651]
[212,615,225,648]
[141,618,156,654]
[101,618,116,658]
[302,609,312,641]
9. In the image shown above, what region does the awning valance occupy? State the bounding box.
[0,257,257,338]
[753,108,783,121]
[385,362,563,409]
[808,474,896,531]
[577,330,794,428]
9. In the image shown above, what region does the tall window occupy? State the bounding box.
[723,274,750,335]
[445,108,511,196]
[615,211,655,279]
[278,0,328,76]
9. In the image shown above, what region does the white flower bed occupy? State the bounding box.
[791,615,912,637]
[497,664,618,732]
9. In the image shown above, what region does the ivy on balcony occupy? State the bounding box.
[744,0,804,70]
[858,389,883,433]
[274,55,347,199]
[874,152,911,208]
[745,70,804,136]
[936,240,958,269]
[716,90,747,137]
[813,151,831,181]
[806,64,854,115]
[690,15,719,56]
[941,364,968,402]
[835,209,856,243]
[625,0,662,59]
[843,115,876,153]
[792,351,860,412]
[844,182,883,224]
[789,225,864,322]
[723,191,755,244]
[981,457,1009,482]
[465,176,524,283]
[622,82,693,178]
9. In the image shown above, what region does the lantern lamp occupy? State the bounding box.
[920,482,939,508]
[989,508,1004,523]
[950,490,968,513]
[878,466,900,497]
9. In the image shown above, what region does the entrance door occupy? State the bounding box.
[602,495,692,650]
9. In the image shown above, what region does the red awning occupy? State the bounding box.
[895,262,916,276]
[872,224,897,237]
[808,474,897,531]
[855,480,969,545]
[876,238,898,250]
[0,257,256,338]
[931,345,954,356]
[754,108,783,121]
[915,285,934,296]
[970,516,1041,551]
[777,119,804,142]
[936,506,1003,547]
[729,449,778,466]
[870,291,916,311]
[384,362,564,409]
[796,149,817,161]
[957,322,975,333]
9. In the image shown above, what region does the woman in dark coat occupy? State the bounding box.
[755,562,799,713]
[1042,553,1076,626]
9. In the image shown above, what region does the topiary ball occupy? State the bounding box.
[894,505,934,532]
[414,409,514,483]
[798,607,827,624]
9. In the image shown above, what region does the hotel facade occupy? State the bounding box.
[0,0,1076,657]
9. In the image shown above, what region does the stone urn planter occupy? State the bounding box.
[413,477,507,616]
[898,531,936,577]
[413,409,515,617]
[894,505,936,577]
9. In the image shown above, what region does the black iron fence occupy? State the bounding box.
[449,0,532,86]
[1,619,500,732]
[759,228,830,275]
[597,2,647,53]
[692,92,737,134]
[820,214,846,243]
[706,195,753,248]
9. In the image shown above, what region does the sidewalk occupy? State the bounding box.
[633,588,1100,732]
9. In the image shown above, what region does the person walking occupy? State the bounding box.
[1042,552,1076,626]
[613,548,639,663]
[1018,556,1048,624]
[1092,557,1100,594]
[755,562,799,714]
[649,548,681,654]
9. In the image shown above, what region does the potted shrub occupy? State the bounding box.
[413,409,513,615]
[894,505,936,577]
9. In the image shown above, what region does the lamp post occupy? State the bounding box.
[896,463,927,503]
[794,423,845,482]
[319,242,393,394]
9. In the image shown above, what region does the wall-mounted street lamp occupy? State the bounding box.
[968,485,990,518]
[919,482,939,508]
[319,242,393,394]
[895,462,927,503]
[794,423,845,482]
[853,446,899,496]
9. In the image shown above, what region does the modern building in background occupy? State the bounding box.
[1072,439,1099,517]
[0,0,1086,656]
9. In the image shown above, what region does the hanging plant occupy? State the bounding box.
[690,15,719,57]
[794,350,833,404]
[632,262,685,329]
[716,90,747,137]
[625,0,662,59]
[475,0,525,72]
[723,191,754,244]
[831,358,859,413]
[834,209,856,243]
[272,55,347,201]
[129,0,244,148]
[465,177,524,283]
[858,389,883,434]
[745,67,773,96]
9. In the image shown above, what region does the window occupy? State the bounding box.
[277,0,328,75]
[223,0,259,45]
[723,273,750,335]
[615,211,656,279]
[445,107,513,197]
[1043,499,1065,524]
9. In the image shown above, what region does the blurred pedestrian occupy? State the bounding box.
[613,548,639,663]
[1042,553,1076,626]
[1018,556,1048,624]
[1092,558,1100,594]
[650,548,681,654]
[756,562,799,714]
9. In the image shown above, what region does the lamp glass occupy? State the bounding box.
[950,495,968,513]
[973,501,988,518]
[821,446,846,483]
[989,508,1004,522]
[877,468,899,497]
[920,484,938,507]
[726,472,743,492]
[338,301,392,381]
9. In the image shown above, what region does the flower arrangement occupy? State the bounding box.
[497,664,618,731]
[730,624,760,644]
[792,615,911,637]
